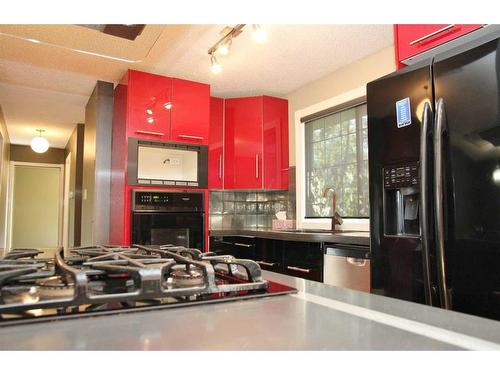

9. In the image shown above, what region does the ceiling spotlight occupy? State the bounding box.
[211,54,222,74]
[163,102,172,110]
[30,129,49,154]
[216,38,231,56]
[252,24,267,43]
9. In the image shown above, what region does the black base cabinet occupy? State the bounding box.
[209,236,323,282]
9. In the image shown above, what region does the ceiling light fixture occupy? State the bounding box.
[216,37,232,56]
[207,24,268,74]
[30,129,49,154]
[252,24,267,43]
[210,53,222,74]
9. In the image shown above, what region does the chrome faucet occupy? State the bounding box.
[323,187,344,230]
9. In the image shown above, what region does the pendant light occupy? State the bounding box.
[30,129,49,154]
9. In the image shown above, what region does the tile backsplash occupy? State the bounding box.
[209,168,296,230]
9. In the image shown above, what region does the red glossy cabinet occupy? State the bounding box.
[127,69,172,140]
[170,78,210,144]
[395,24,483,64]
[224,97,263,189]
[208,97,224,189]
[263,96,289,190]
[223,96,289,190]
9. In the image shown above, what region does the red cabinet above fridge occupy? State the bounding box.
[394,24,483,66]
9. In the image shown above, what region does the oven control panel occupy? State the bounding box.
[133,190,204,212]
[383,162,419,189]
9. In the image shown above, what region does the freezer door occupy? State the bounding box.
[367,62,433,304]
[433,36,500,320]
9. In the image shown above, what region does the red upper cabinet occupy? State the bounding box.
[127,70,172,140]
[224,97,263,189]
[395,24,483,64]
[208,97,224,189]
[223,96,289,190]
[263,96,289,190]
[170,78,210,144]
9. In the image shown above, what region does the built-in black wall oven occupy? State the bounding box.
[131,190,205,249]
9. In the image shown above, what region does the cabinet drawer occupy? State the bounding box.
[396,24,483,62]
[254,239,283,273]
[283,241,323,282]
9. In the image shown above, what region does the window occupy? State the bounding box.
[304,103,368,218]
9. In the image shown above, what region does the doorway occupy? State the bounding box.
[7,162,63,250]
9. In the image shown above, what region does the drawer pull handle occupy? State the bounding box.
[218,154,223,179]
[287,265,311,273]
[234,243,253,248]
[409,24,455,45]
[346,257,367,267]
[178,134,204,140]
[136,130,165,136]
[256,261,276,267]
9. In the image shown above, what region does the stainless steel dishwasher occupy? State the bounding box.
[323,244,371,292]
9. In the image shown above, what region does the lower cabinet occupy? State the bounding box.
[209,236,323,282]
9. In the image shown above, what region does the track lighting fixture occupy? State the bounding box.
[208,24,268,74]
[210,53,222,74]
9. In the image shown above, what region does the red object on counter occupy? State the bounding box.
[394,24,483,67]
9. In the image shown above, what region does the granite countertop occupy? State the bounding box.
[1,271,499,350]
[209,228,370,246]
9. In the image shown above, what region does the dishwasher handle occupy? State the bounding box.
[325,245,370,259]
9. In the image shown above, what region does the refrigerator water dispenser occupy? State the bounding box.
[383,162,420,236]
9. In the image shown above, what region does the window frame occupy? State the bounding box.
[303,102,368,219]
[294,86,369,232]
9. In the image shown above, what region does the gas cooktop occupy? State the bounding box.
[0,245,296,326]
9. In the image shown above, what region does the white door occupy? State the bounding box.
[10,163,63,249]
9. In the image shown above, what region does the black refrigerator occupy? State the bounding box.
[367,31,500,320]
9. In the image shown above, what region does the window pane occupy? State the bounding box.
[304,103,369,218]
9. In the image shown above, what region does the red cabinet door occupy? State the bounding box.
[127,70,172,140]
[263,96,289,190]
[395,24,483,62]
[208,97,224,189]
[170,78,210,144]
[224,97,263,189]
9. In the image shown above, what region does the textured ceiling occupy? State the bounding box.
[0,24,393,148]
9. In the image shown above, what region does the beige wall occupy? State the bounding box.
[10,144,65,164]
[0,107,10,254]
[286,46,396,165]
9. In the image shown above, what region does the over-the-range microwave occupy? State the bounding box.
[127,138,208,188]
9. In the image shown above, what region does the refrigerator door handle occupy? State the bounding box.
[434,98,451,310]
[419,102,434,306]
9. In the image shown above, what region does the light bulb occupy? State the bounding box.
[493,167,500,185]
[216,38,231,56]
[252,25,267,43]
[210,54,222,74]
[31,136,49,153]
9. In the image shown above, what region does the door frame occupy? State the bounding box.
[62,153,71,249]
[6,161,64,251]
